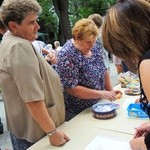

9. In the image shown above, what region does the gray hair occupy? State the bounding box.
[54,41,60,47]
[0,0,42,28]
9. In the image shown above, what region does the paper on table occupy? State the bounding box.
[85,136,131,150]
[123,98,136,110]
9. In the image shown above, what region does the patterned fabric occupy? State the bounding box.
[57,39,106,115]
[139,50,150,117]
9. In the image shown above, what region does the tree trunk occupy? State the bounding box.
[51,0,72,45]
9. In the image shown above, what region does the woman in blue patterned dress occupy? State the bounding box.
[57,18,121,121]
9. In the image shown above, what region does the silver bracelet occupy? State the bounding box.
[47,128,57,136]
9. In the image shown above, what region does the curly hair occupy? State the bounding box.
[0,0,42,28]
[72,18,99,40]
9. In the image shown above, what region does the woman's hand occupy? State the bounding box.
[100,90,116,101]
[113,90,122,99]
[130,137,147,150]
[49,129,70,146]
[133,122,150,139]
[100,90,122,101]
[45,52,57,64]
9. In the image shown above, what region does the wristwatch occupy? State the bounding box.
[47,128,57,136]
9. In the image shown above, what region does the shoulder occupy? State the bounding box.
[58,40,76,57]
[92,40,103,55]
[1,32,32,54]
[139,50,150,68]
[142,50,150,60]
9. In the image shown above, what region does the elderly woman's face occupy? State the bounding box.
[13,12,40,42]
[76,35,97,55]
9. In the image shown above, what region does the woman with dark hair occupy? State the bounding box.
[102,0,150,149]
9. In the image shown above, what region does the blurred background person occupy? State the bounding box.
[112,55,123,75]
[0,20,7,135]
[32,40,50,55]
[54,40,62,53]
[32,40,57,67]
[88,13,110,70]
[47,43,55,53]
[0,20,7,35]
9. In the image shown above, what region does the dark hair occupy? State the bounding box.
[0,20,6,30]
[102,0,150,73]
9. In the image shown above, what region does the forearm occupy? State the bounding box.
[42,48,50,55]
[26,100,55,133]
[67,85,103,99]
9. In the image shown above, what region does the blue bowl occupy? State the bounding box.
[92,102,117,119]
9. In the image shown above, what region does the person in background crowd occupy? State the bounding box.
[0,0,70,149]
[32,40,50,55]
[88,13,110,70]
[102,0,150,149]
[0,20,7,35]
[112,55,123,75]
[47,43,55,52]
[32,40,57,65]
[54,40,62,53]
[0,20,7,135]
[57,18,122,121]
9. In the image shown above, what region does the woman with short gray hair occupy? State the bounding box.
[0,0,70,149]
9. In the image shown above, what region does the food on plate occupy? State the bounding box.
[125,82,140,95]
[115,93,122,99]
[125,88,140,95]
[118,71,140,88]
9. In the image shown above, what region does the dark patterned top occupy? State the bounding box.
[57,39,107,115]
[139,50,150,117]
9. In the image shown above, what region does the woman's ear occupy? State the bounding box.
[8,21,18,33]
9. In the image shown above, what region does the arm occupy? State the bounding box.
[26,100,70,146]
[140,59,150,100]
[66,85,116,101]
[42,48,50,55]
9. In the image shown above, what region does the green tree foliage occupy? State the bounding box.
[37,0,57,43]
[69,0,116,26]
[37,0,117,44]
